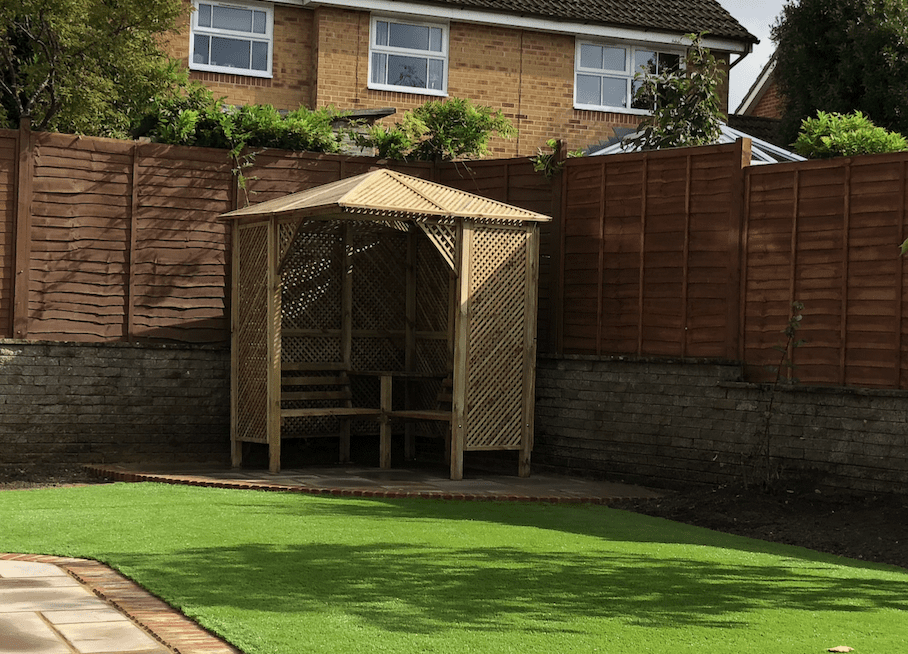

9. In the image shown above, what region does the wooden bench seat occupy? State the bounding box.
[280,364,382,461]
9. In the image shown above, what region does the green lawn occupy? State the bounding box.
[1,483,905,654]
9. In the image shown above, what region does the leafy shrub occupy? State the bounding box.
[138,83,346,153]
[354,97,515,161]
[793,111,908,159]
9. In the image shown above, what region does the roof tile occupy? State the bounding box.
[404,0,756,43]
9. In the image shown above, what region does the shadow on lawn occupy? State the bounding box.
[110,499,908,635]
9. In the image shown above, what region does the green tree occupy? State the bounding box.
[624,33,725,151]
[0,0,183,137]
[772,0,908,146]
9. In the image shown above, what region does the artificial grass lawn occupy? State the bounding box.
[1,484,905,654]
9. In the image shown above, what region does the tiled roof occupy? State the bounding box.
[406,0,757,43]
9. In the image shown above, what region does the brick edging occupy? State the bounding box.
[0,553,242,654]
[85,465,632,504]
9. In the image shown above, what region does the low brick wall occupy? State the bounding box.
[0,340,230,476]
[534,355,908,495]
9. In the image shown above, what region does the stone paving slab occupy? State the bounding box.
[0,554,243,654]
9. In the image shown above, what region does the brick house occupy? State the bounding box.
[162,0,756,156]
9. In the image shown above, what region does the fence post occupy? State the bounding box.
[12,117,33,339]
[728,137,752,360]
[551,139,566,355]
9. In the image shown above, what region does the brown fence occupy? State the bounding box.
[5,123,908,389]
[558,140,748,359]
[743,154,908,388]
[557,139,908,389]
[0,123,554,344]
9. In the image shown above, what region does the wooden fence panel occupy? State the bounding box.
[744,153,908,389]
[0,129,16,337]
[560,141,747,358]
[132,143,234,342]
[27,134,134,341]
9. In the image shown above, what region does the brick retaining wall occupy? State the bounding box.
[3,342,907,495]
[534,356,908,495]
[0,340,230,476]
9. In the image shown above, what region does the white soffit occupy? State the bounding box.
[289,0,752,53]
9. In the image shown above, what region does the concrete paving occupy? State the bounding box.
[0,560,168,654]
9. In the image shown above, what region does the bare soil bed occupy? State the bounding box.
[2,466,906,571]
[612,482,908,570]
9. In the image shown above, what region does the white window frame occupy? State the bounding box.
[574,39,684,114]
[368,15,448,96]
[190,0,274,78]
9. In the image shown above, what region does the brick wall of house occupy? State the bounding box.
[750,79,783,119]
[0,341,230,476]
[161,3,736,157]
[165,0,315,109]
[534,356,908,495]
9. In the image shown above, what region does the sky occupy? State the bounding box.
[717,0,788,112]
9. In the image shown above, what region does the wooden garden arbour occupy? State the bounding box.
[222,169,550,480]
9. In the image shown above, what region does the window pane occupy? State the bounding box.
[631,79,653,109]
[602,77,627,107]
[635,50,657,75]
[576,74,601,105]
[375,21,389,47]
[602,46,626,71]
[198,3,212,28]
[251,41,268,70]
[253,10,266,34]
[658,52,681,74]
[428,58,444,90]
[212,5,253,33]
[211,36,251,68]
[429,27,442,52]
[389,22,430,51]
[387,54,427,88]
[193,34,210,64]
[371,52,387,84]
[579,44,602,70]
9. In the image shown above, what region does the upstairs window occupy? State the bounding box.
[369,17,447,95]
[190,1,273,78]
[575,41,681,113]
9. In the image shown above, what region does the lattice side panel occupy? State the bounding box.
[416,238,450,346]
[280,223,345,437]
[465,227,529,450]
[281,225,343,332]
[235,223,270,443]
[350,225,407,372]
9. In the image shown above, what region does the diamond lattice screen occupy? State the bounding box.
[350,225,407,372]
[235,223,270,443]
[466,226,529,450]
[281,223,343,363]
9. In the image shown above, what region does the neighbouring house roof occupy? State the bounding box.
[586,123,804,164]
[410,0,757,43]
[736,53,777,115]
[303,0,757,50]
